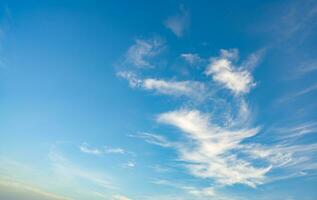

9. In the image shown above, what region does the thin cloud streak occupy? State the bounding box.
[79,143,102,155]
[79,143,127,155]
[118,71,207,100]
[278,83,317,103]
[50,148,117,190]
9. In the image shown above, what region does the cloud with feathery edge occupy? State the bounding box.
[164,5,190,37]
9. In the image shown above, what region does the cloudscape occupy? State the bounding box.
[0,1,317,200]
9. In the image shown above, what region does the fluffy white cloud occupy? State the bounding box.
[205,49,256,95]
[125,38,164,68]
[118,71,206,99]
[164,5,190,37]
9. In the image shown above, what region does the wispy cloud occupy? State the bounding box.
[124,38,164,68]
[289,60,317,79]
[130,132,174,148]
[241,48,266,71]
[269,0,317,43]
[112,194,132,200]
[156,109,270,188]
[275,121,317,139]
[118,71,207,100]
[278,83,317,103]
[123,161,136,168]
[181,53,203,65]
[119,40,316,197]
[240,142,317,177]
[133,104,317,189]
[105,148,125,154]
[79,143,102,155]
[164,5,190,37]
[50,147,117,190]
[153,179,215,198]
[143,78,206,98]
[291,84,317,97]
[79,143,126,155]
[205,49,257,95]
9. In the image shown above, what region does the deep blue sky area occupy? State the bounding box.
[0,1,317,200]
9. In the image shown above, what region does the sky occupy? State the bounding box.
[0,0,317,200]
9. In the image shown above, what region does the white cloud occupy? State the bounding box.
[117,71,143,88]
[164,5,190,37]
[124,161,136,168]
[186,186,215,198]
[105,148,125,154]
[156,109,270,188]
[241,143,317,171]
[79,143,102,155]
[153,109,317,187]
[181,53,202,65]
[112,194,132,200]
[205,49,256,95]
[125,38,164,68]
[143,78,206,98]
[118,71,207,99]
[117,42,316,196]
[80,143,126,155]
[131,132,174,148]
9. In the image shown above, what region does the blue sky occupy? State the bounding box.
[0,0,317,200]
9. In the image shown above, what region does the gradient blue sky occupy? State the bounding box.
[0,0,317,200]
